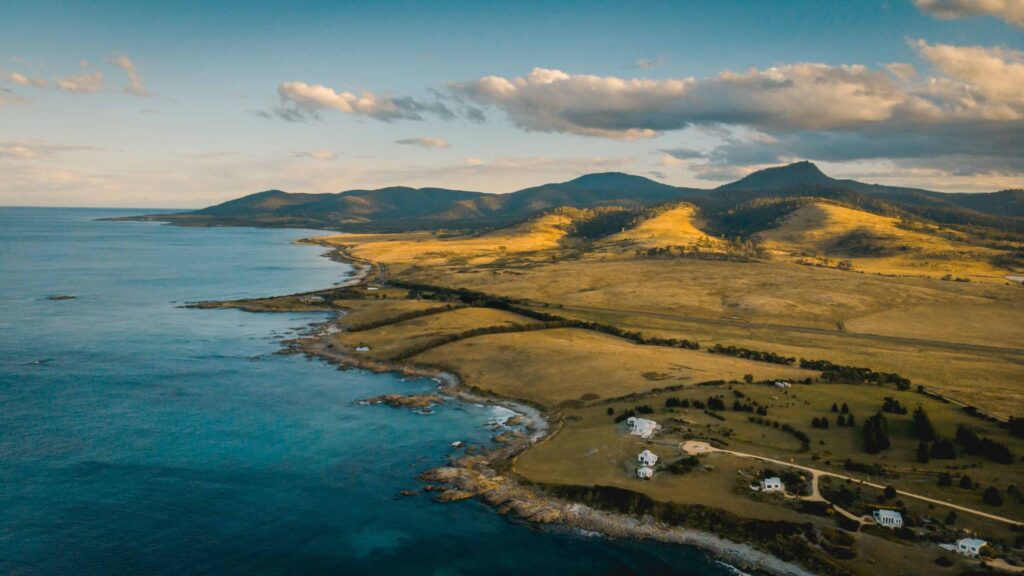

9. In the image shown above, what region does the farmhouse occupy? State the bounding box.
[626,416,658,439]
[872,509,903,528]
[636,466,654,479]
[637,449,658,467]
[956,538,987,557]
[760,476,784,492]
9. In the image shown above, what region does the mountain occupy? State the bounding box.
[130,162,1022,234]
[718,161,834,191]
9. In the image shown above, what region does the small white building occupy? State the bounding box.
[955,538,987,557]
[873,509,903,528]
[298,295,325,304]
[637,466,654,479]
[637,449,658,467]
[355,345,370,352]
[773,381,791,389]
[761,476,784,492]
[626,416,658,439]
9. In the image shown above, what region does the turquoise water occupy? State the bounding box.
[0,208,730,575]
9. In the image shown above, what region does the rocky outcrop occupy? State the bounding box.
[362,394,444,410]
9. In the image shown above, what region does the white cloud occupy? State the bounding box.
[914,0,1024,28]
[110,54,152,97]
[55,69,103,93]
[268,81,452,123]
[293,150,338,161]
[6,72,47,88]
[395,137,449,149]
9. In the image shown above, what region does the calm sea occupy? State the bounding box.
[0,208,730,575]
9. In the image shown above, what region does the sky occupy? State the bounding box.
[1,0,1022,207]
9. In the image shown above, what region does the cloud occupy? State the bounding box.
[110,54,152,97]
[450,43,1024,184]
[6,72,47,88]
[0,141,100,160]
[267,81,453,123]
[659,147,705,160]
[55,69,103,93]
[293,150,338,161]
[395,137,449,149]
[914,0,1024,28]
[450,44,1024,138]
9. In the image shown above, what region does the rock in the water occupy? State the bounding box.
[362,394,444,410]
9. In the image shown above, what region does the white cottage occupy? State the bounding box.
[956,538,987,557]
[637,466,654,479]
[638,449,658,467]
[761,476,784,492]
[873,509,903,528]
[626,416,658,439]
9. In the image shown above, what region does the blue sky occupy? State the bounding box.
[1,0,1022,207]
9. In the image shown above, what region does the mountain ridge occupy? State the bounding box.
[135,162,1023,233]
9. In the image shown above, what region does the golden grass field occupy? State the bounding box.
[332,306,535,361]
[413,328,813,406]
[316,212,571,267]
[757,202,1010,280]
[315,210,1024,417]
[599,204,725,252]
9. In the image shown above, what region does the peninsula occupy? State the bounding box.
[187,163,1024,575]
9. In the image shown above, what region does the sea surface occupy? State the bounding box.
[0,207,731,575]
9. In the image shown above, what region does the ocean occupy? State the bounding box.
[0,207,731,575]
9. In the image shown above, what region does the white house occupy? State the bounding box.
[355,345,370,352]
[638,449,658,467]
[872,509,903,528]
[956,538,987,557]
[637,466,654,479]
[298,295,325,304]
[761,476,784,492]
[626,416,658,439]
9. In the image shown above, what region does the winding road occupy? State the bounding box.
[681,441,1023,527]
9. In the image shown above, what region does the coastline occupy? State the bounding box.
[214,239,822,576]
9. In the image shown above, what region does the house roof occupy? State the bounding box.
[875,509,902,520]
[763,476,782,483]
[639,449,657,458]
[958,538,987,548]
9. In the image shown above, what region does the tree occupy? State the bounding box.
[945,510,957,525]
[883,485,897,500]
[831,403,839,413]
[606,407,615,416]
[837,414,846,426]
[743,374,753,383]
[913,405,936,442]
[917,442,930,463]
[983,487,1004,506]
[841,402,850,414]
[930,437,957,460]
[960,475,974,489]
[863,412,890,454]
[938,473,952,487]
[846,413,855,427]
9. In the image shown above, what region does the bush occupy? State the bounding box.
[883,485,897,500]
[960,475,974,489]
[938,473,952,487]
[983,487,1004,506]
